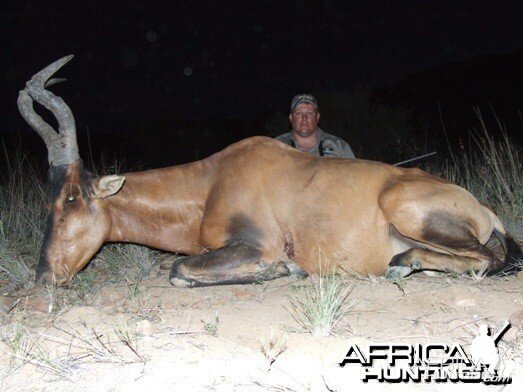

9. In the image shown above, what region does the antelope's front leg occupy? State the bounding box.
[169,241,295,287]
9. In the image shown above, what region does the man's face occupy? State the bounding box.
[289,103,320,138]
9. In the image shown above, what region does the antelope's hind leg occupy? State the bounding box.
[385,246,497,280]
[386,213,502,280]
[169,242,295,288]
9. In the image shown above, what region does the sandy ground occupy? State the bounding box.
[1,267,522,391]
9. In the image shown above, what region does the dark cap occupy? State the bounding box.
[290,94,319,112]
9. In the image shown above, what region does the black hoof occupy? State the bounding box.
[169,258,197,288]
[385,266,413,280]
[284,261,309,278]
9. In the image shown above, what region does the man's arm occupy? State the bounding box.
[339,141,356,159]
[332,137,355,159]
[321,131,356,159]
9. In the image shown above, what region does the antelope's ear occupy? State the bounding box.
[92,175,125,199]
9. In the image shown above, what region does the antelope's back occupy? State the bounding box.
[206,136,409,223]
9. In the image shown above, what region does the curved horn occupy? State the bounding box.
[17,55,79,166]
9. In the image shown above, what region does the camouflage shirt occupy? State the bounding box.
[275,128,355,159]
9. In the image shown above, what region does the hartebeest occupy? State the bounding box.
[18,56,521,286]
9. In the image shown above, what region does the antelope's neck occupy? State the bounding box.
[104,160,212,254]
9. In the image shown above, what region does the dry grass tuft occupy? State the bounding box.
[287,273,355,337]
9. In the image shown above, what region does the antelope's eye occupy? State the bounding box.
[66,195,76,203]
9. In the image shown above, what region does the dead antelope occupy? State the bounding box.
[18,56,522,286]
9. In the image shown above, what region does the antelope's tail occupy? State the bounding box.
[485,207,522,275]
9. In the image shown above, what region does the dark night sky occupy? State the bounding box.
[2,0,523,143]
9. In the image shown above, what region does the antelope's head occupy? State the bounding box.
[18,56,125,285]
